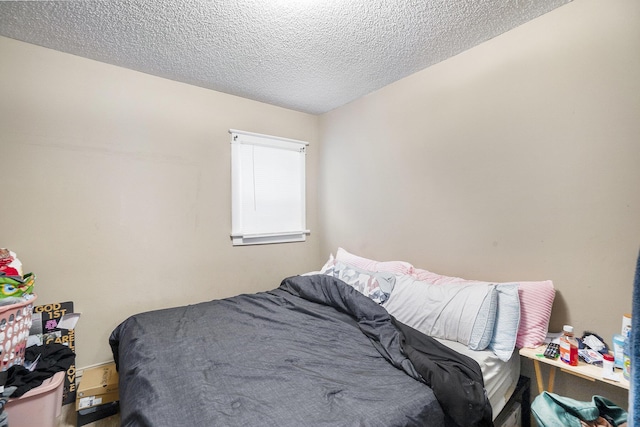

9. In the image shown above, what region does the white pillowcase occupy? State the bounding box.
[487,283,520,361]
[382,275,497,348]
[469,288,497,351]
[413,266,553,349]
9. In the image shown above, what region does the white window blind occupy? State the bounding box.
[230,129,309,246]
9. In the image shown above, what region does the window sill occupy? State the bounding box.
[231,230,310,246]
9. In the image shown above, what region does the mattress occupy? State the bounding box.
[436,338,521,419]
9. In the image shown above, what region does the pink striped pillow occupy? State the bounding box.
[515,281,555,348]
[413,267,555,348]
[335,247,415,275]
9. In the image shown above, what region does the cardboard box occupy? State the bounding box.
[76,391,119,410]
[76,363,119,410]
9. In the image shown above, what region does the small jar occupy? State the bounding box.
[602,353,614,377]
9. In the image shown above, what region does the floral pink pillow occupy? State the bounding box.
[413,267,555,348]
[334,247,415,275]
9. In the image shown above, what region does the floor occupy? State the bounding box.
[57,403,121,427]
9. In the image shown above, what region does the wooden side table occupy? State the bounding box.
[519,345,629,394]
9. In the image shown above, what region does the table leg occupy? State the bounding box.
[533,359,544,394]
[548,365,556,393]
[532,359,556,393]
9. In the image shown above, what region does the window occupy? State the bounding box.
[230,129,309,246]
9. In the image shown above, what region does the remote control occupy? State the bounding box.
[544,342,560,359]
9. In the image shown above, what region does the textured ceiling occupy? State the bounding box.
[0,0,570,114]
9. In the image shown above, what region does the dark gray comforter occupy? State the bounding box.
[110,274,491,427]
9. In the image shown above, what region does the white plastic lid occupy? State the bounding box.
[563,325,574,333]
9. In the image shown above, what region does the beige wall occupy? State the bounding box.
[319,0,638,405]
[0,36,321,368]
[1,0,638,409]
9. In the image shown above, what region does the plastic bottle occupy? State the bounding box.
[559,325,579,366]
[602,353,615,378]
[623,337,631,381]
[613,334,625,368]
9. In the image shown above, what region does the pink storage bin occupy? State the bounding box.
[5,370,65,427]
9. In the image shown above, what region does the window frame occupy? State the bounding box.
[229,129,309,246]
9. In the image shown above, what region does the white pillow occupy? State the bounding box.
[469,288,497,351]
[487,283,521,361]
[383,275,497,347]
[413,266,554,349]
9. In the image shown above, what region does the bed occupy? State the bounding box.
[110,250,555,427]
[435,338,525,423]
